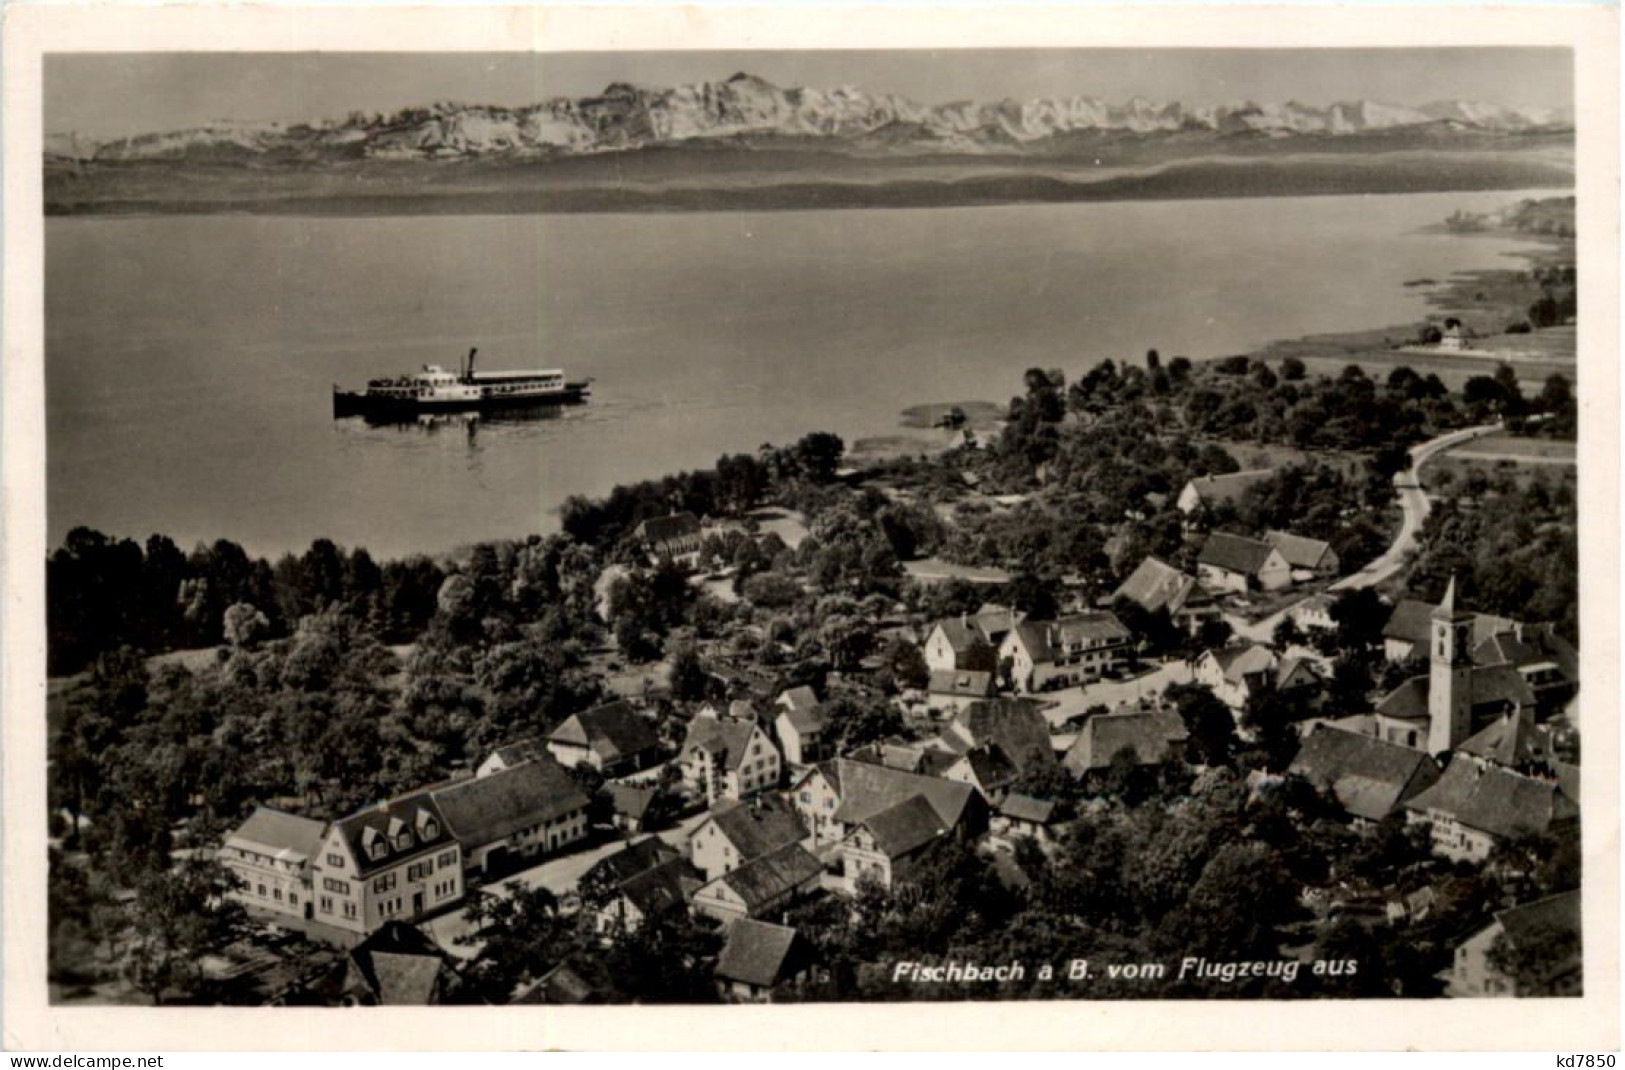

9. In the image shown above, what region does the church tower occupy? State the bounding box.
[1427,576,1474,754]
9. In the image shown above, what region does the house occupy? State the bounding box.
[691,842,824,926]
[580,836,680,898]
[688,796,807,883]
[999,612,1132,693]
[924,669,996,715]
[921,608,1019,674]
[677,708,782,803]
[547,701,662,777]
[588,850,703,937]
[1264,530,1340,579]
[939,745,1021,805]
[939,698,1058,777]
[1381,598,1517,663]
[1193,643,1280,710]
[430,757,590,876]
[322,921,459,1006]
[1439,317,1468,351]
[714,920,816,1002]
[602,783,658,834]
[512,961,619,1005]
[1196,532,1292,594]
[836,794,955,891]
[1176,468,1274,514]
[992,794,1061,842]
[476,738,549,779]
[1062,706,1190,775]
[1373,580,1539,753]
[1403,754,1578,862]
[630,512,704,565]
[310,792,463,942]
[788,757,988,847]
[220,806,328,922]
[773,690,832,767]
[1287,725,1440,825]
[1472,624,1580,713]
[1456,709,1561,772]
[1289,594,1337,634]
[1447,890,1581,997]
[1112,557,1223,634]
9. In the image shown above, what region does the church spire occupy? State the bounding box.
[1439,575,1456,614]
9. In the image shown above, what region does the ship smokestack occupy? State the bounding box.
[466,347,478,380]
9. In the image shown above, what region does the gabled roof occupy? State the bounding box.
[1458,713,1554,768]
[618,856,705,917]
[1264,530,1336,570]
[330,792,457,879]
[484,737,548,770]
[952,745,1020,794]
[1288,725,1440,821]
[777,685,820,713]
[856,794,950,859]
[710,843,823,910]
[998,793,1057,825]
[1064,708,1189,773]
[550,701,660,766]
[431,758,589,848]
[1182,468,1274,508]
[1474,626,1579,682]
[1276,656,1323,691]
[703,796,807,862]
[1204,642,1278,684]
[226,806,327,863]
[715,920,806,990]
[343,922,453,1006]
[1404,755,1578,839]
[1493,889,1581,953]
[944,699,1057,774]
[583,836,680,889]
[1006,613,1131,664]
[928,669,995,698]
[511,961,615,1005]
[1113,557,1212,615]
[603,783,657,822]
[776,697,829,735]
[631,512,702,546]
[814,758,980,831]
[682,715,768,773]
[1198,532,1280,575]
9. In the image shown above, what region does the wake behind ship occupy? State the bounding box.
[333,348,591,419]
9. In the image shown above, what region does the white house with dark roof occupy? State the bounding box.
[714,920,816,1002]
[547,700,662,777]
[993,794,1061,842]
[430,757,590,875]
[999,612,1132,693]
[1403,754,1578,862]
[788,757,988,847]
[629,511,704,565]
[1446,890,1582,997]
[1062,706,1190,775]
[677,708,782,804]
[475,737,548,778]
[310,791,463,942]
[691,842,825,925]
[1112,556,1223,634]
[924,668,996,714]
[1288,725,1440,826]
[921,608,1019,674]
[688,796,807,883]
[1193,642,1280,710]
[220,806,328,921]
[1176,468,1274,514]
[773,688,832,767]
[1196,532,1292,594]
[835,794,953,891]
[1264,530,1340,579]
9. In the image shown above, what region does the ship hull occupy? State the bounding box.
[334,382,591,419]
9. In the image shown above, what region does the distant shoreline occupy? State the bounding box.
[45,151,1573,218]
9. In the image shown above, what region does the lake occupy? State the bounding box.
[45,190,1557,560]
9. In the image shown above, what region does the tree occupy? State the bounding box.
[1167,683,1237,768]
[222,602,270,649]
[121,857,246,1004]
[1330,588,1388,652]
[1179,842,1297,957]
[456,885,573,1004]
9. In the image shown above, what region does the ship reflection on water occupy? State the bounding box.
[343,405,571,440]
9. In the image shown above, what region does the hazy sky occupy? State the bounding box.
[47,49,1572,139]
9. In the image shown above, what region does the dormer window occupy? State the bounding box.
[387,816,412,851]
[362,827,387,861]
[415,809,439,841]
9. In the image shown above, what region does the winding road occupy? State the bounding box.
[1228,421,1501,641]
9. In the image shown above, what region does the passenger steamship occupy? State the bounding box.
[333,348,591,418]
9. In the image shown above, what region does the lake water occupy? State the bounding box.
[46,190,1556,560]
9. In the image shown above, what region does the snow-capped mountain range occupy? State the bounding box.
[47,72,1571,163]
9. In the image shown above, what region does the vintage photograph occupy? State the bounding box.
[30,38,1592,1016]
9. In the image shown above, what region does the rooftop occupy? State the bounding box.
[1288,725,1439,821]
